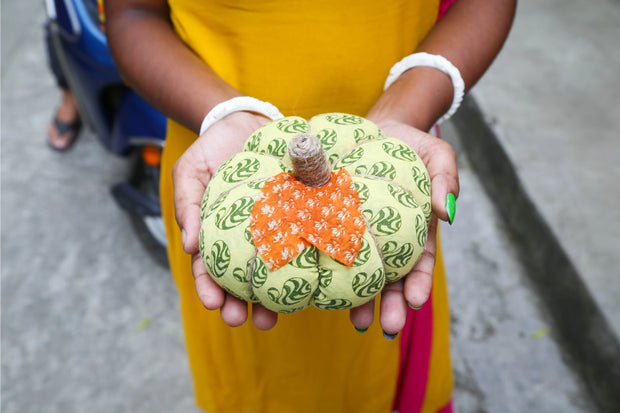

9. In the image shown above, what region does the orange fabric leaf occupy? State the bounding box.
[250,170,365,271]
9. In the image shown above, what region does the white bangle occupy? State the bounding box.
[383,52,465,124]
[199,96,285,135]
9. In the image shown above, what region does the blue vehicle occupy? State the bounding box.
[46,0,168,265]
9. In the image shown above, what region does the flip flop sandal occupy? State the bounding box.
[48,115,82,152]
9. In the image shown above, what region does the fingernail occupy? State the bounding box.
[383,330,399,340]
[408,303,423,310]
[181,229,188,251]
[445,193,456,225]
[355,327,368,334]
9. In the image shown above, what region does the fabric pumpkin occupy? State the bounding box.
[199,113,431,313]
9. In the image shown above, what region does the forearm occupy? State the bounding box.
[104,0,240,133]
[368,0,517,131]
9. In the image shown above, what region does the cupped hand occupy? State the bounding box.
[349,118,459,337]
[172,111,278,330]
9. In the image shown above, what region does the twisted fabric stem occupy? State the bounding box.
[288,133,331,187]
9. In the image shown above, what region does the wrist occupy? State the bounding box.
[368,67,452,131]
[370,53,464,131]
[218,110,272,131]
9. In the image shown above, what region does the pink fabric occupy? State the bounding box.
[392,296,435,413]
[438,0,457,20]
[390,4,458,411]
[438,400,454,413]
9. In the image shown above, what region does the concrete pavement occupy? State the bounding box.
[451,0,620,410]
[1,0,617,412]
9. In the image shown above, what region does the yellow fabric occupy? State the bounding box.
[422,234,454,413]
[169,0,438,119]
[161,1,452,412]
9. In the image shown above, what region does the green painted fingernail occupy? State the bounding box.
[445,193,456,225]
[408,303,423,310]
[355,327,368,334]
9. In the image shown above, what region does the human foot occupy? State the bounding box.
[48,91,81,151]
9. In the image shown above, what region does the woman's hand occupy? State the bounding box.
[349,118,459,337]
[172,111,279,330]
[174,112,457,335]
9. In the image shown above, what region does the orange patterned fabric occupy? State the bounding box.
[250,169,365,270]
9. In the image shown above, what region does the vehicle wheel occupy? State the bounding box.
[127,149,168,268]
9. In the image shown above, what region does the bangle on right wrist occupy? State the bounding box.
[200,96,284,136]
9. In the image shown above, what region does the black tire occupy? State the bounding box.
[128,212,168,268]
[127,151,169,268]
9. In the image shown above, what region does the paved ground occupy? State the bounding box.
[470,0,620,338]
[2,1,616,412]
[452,0,620,409]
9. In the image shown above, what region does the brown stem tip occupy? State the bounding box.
[288,133,332,187]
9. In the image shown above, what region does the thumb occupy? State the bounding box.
[172,155,209,255]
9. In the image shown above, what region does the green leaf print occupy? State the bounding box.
[276,118,307,134]
[382,141,417,162]
[353,182,370,203]
[221,158,261,183]
[314,296,353,310]
[336,146,364,167]
[251,258,268,288]
[412,166,431,197]
[352,238,371,267]
[352,269,384,298]
[208,240,230,278]
[385,270,399,282]
[318,266,333,288]
[315,129,338,150]
[203,192,228,220]
[215,196,254,230]
[266,138,288,158]
[279,163,293,173]
[267,277,312,305]
[381,241,414,268]
[245,131,262,151]
[363,206,402,235]
[328,153,340,165]
[244,226,253,244]
[387,184,418,208]
[422,202,432,223]
[356,161,396,180]
[290,246,317,269]
[279,306,308,314]
[199,226,207,254]
[415,215,428,247]
[232,257,253,283]
[201,186,213,220]
[325,113,363,125]
[248,292,260,303]
[353,127,377,143]
[246,178,268,190]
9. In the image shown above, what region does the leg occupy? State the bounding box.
[44,20,81,151]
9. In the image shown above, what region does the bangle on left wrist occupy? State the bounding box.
[384,52,465,125]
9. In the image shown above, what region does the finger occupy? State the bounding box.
[220,294,248,327]
[192,253,225,310]
[349,299,375,333]
[404,215,438,308]
[379,280,408,336]
[172,153,210,255]
[252,303,278,331]
[421,138,459,223]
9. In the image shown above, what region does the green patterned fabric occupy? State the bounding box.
[199,113,431,313]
